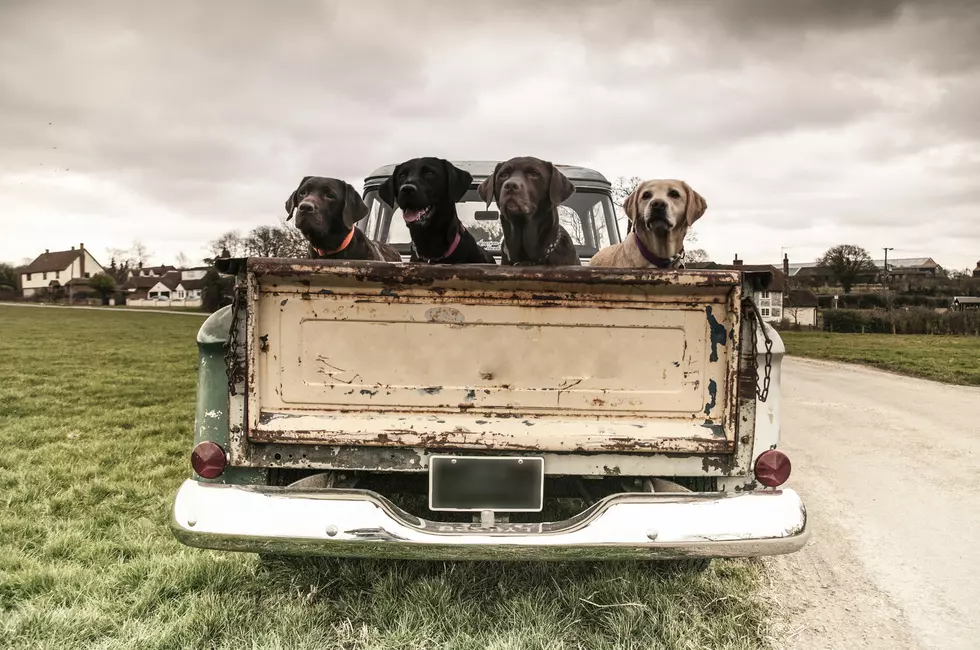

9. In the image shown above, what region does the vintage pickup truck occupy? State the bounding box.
[170,162,809,561]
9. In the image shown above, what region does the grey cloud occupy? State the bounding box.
[1,0,979,269]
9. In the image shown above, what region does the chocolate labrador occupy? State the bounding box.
[590,179,706,269]
[378,157,496,265]
[285,176,400,262]
[477,156,580,266]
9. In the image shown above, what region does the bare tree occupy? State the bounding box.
[817,244,877,294]
[175,252,190,268]
[244,221,308,258]
[207,231,246,259]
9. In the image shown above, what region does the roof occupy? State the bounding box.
[123,270,184,291]
[22,249,83,274]
[363,160,611,187]
[182,278,205,290]
[953,296,980,304]
[785,289,819,308]
[785,257,940,276]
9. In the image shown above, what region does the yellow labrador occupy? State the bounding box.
[590,179,706,269]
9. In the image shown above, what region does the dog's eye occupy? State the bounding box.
[668,189,681,199]
[527,170,540,179]
[424,170,435,178]
[398,172,407,181]
[641,191,652,200]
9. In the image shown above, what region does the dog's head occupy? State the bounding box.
[624,179,706,246]
[377,157,472,228]
[478,156,575,219]
[285,176,369,250]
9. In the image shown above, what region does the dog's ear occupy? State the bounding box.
[284,176,313,219]
[477,162,502,207]
[623,186,641,223]
[378,165,399,209]
[682,182,707,226]
[443,159,473,203]
[548,163,575,207]
[341,181,370,229]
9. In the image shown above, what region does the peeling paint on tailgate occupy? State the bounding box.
[243,260,742,454]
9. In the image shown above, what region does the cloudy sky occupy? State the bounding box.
[2,0,978,271]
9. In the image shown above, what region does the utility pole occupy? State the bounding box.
[882,247,894,312]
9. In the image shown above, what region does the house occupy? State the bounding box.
[126,264,177,280]
[19,243,106,297]
[785,256,943,284]
[952,296,980,311]
[688,256,789,323]
[973,261,980,279]
[784,289,820,327]
[121,266,207,305]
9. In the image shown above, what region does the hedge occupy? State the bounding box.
[822,308,980,336]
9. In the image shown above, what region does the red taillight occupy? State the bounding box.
[754,449,791,488]
[191,441,227,479]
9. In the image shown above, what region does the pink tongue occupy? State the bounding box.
[403,209,422,223]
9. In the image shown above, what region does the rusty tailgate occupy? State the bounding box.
[242,260,742,454]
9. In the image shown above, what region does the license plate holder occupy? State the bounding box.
[428,456,544,512]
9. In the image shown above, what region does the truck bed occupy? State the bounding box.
[235,260,744,456]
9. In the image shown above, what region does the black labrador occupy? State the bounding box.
[478,156,580,266]
[285,176,401,262]
[378,157,496,265]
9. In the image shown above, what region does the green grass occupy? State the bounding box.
[781,330,980,386]
[0,306,776,649]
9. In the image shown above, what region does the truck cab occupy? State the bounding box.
[359,161,622,262]
[170,160,809,562]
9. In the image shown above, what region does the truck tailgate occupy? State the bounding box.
[240,260,743,454]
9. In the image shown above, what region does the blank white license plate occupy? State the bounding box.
[428,456,544,512]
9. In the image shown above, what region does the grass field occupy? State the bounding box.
[0,306,776,650]
[781,330,980,386]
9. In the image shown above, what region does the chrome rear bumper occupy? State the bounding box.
[170,479,809,560]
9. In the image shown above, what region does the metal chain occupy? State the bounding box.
[225,279,247,396]
[746,297,774,402]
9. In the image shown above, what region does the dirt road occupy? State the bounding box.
[770,357,980,650]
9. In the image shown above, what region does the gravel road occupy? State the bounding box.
[769,357,980,650]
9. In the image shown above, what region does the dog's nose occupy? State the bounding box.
[399,183,418,196]
[650,199,667,210]
[298,201,315,213]
[502,179,520,192]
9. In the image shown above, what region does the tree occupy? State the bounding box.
[175,252,190,268]
[201,268,233,313]
[207,231,247,260]
[244,221,308,258]
[0,262,17,290]
[106,240,152,283]
[611,176,710,262]
[88,273,116,304]
[816,244,877,293]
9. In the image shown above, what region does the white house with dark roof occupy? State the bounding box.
[121,266,207,307]
[19,243,106,297]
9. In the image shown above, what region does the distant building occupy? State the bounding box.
[973,261,980,279]
[952,296,980,311]
[19,243,106,297]
[689,256,789,323]
[121,266,207,302]
[784,257,943,285]
[783,290,820,327]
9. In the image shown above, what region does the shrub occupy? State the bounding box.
[822,308,980,336]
